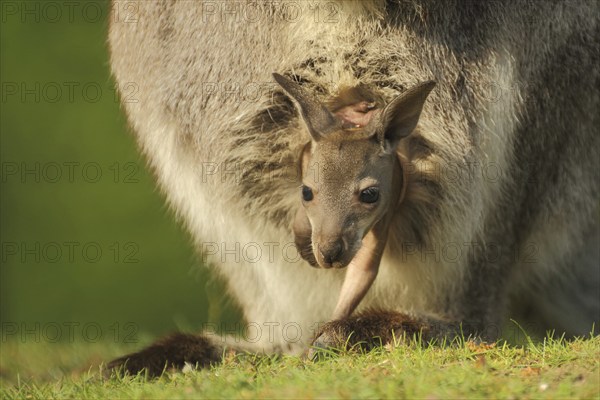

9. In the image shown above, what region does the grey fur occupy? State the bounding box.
[109,0,599,354]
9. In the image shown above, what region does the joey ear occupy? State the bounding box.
[375,81,436,150]
[273,73,338,141]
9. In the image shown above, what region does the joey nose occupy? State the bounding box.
[319,240,344,265]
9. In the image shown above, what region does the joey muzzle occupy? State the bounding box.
[315,238,346,268]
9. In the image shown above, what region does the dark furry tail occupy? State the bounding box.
[107,332,223,377]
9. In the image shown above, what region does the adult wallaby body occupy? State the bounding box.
[108,0,599,376]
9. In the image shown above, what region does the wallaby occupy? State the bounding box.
[107,1,599,377]
[273,73,435,321]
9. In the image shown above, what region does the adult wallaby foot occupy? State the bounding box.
[308,310,460,360]
[106,332,221,378]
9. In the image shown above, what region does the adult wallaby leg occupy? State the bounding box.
[309,310,460,359]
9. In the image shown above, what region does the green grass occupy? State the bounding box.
[1,334,598,399]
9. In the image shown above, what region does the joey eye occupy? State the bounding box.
[302,185,314,202]
[359,187,379,204]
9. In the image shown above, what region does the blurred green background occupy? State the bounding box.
[0,1,236,346]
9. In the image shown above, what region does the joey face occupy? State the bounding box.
[300,137,397,268]
[273,73,435,269]
[300,139,397,268]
